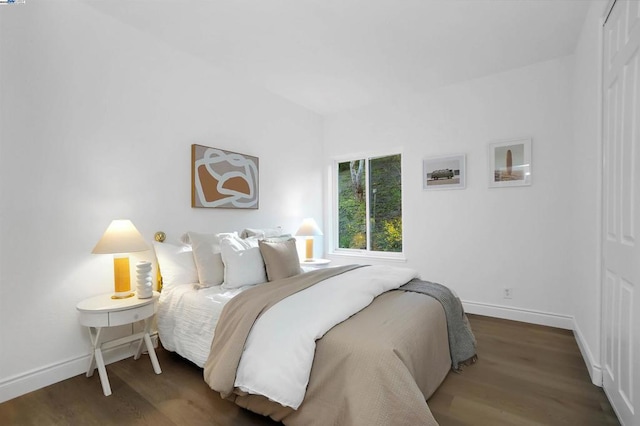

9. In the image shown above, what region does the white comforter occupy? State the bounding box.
[234,265,419,409]
[157,284,247,367]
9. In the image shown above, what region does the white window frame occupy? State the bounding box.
[329,151,405,261]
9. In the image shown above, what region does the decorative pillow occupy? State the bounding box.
[241,235,261,248]
[219,236,267,289]
[240,227,284,239]
[186,231,237,288]
[259,238,302,281]
[153,242,199,289]
[179,232,192,245]
[261,234,293,243]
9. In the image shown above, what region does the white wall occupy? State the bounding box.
[569,0,609,385]
[0,1,322,401]
[324,57,578,324]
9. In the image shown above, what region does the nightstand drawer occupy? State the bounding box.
[78,311,109,327]
[109,302,154,326]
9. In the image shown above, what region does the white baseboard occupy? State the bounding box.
[0,334,158,404]
[462,300,574,329]
[463,300,603,387]
[573,319,603,387]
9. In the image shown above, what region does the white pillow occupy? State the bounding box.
[153,242,199,289]
[187,231,237,288]
[240,227,283,239]
[242,236,261,248]
[220,236,267,289]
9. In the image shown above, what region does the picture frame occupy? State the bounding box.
[488,138,532,188]
[423,154,466,190]
[191,144,259,209]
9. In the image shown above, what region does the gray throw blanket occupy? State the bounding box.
[399,278,477,370]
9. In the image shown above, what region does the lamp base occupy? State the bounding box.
[112,255,134,300]
[111,292,135,300]
[305,238,314,260]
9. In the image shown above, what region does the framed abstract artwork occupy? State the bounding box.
[488,138,532,188]
[191,144,259,209]
[423,154,466,190]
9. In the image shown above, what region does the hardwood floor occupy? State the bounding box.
[0,315,618,425]
[428,315,618,425]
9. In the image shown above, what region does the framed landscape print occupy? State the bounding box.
[423,154,466,190]
[488,138,532,188]
[191,144,259,209]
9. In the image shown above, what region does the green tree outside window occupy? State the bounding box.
[337,154,402,253]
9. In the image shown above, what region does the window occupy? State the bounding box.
[335,154,402,255]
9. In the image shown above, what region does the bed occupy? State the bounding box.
[154,229,476,426]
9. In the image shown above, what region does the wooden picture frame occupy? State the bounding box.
[191,144,259,209]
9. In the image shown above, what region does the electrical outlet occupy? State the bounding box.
[503,288,513,299]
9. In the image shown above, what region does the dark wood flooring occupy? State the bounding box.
[0,315,619,425]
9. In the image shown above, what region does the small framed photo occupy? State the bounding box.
[423,154,466,190]
[488,138,532,188]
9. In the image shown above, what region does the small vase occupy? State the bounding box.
[136,261,153,299]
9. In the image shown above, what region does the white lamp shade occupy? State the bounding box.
[295,218,323,237]
[92,219,150,254]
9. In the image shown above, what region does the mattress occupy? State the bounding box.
[157,284,247,367]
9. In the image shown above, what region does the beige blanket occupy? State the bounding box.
[204,268,450,425]
[204,265,362,398]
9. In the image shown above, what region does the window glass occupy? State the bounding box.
[336,154,402,254]
[369,154,402,252]
[337,160,367,249]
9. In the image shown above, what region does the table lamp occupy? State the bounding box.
[92,219,150,299]
[295,218,323,262]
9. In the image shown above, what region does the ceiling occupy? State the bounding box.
[88,0,592,115]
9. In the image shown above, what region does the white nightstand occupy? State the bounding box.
[76,292,162,396]
[301,259,331,270]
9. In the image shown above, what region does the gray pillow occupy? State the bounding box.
[258,238,302,281]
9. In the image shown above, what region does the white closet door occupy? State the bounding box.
[602,1,640,425]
